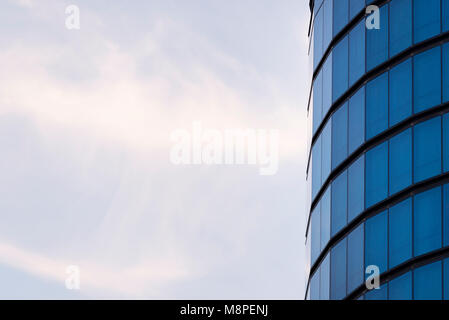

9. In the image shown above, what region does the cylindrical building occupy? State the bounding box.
[306,0,449,300]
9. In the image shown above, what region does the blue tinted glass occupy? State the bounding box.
[365,284,388,300]
[444,44,449,103]
[366,142,388,207]
[312,138,322,199]
[389,198,412,268]
[321,188,331,250]
[314,7,324,70]
[444,0,449,32]
[322,121,332,183]
[323,54,333,115]
[330,238,347,300]
[444,258,449,300]
[365,210,388,273]
[348,156,364,222]
[414,46,442,113]
[349,20,365,87]
[414,261,442,300]
[311,206,321,264]
[413,117,442,183]
[333,37,349,102]
[331,171,348,236]
[443,184,449,247]
[389,0,412,57]
[367,5,388,70]
[444,114,449,173]
[389,129,412,195]
[323,0,333,50]
[349,0,364,19]
[414,187,442,256]
[389,272,412,300]
[333,0,349,37]
[313,71,323,133]
[389,59,412,126]
[332,102,348,169]
[348,224,364,293]
[320,254,330,300]
[366,73,388,139]
[413,0,441,43]
[310,270,320,300]
[348,87,365,154]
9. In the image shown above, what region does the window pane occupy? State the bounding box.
[349,0,364,19]
[413,117,442,183]
[322,121,332,184]
[414,261,442,300]
[332,102,348,169]
[444,0,449,32]
[331,171,348,236]
[314,5,324,70]
[320,254,330,300]
[366,73,388,139]
[333,0,349,37]
[310,269,320,300]
[311,205,321,264]
[390,0,412,57]
[323,54,333,116]
[321,187,331,250]
[444,43,449,103]
[414,46,442,113]
[313,71,323,133]
[348,156,364,222]
[389,272,412,300]
[365,210,388,273]
[367,5,388,70]
[389,128,412,195]
[365,284,388,300]
[348,87,365,154]
[389,198,412,268]
[389,59,412,126]
[413,0,441,44]
[366,142,388,207]
[444,114,449,173]
[323,0,333,51]
[349,20,365,87]
[443,184,449,247]
[312,137,322,199]
[444,258,449,300]
[414,187,442,256]
[347,224,364,294]
[330,238,347,300]
[333,37,349,102]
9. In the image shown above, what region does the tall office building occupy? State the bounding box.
[306,0,449,299]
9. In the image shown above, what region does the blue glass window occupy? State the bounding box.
[333,37,349,102]
[413,0,441,44]
[366,142,388,208]
[312,138,322,199]
[365,210,388,273]
[313,71,323,133]
[414,187,442,256]
[348,156,364,222]
[331,171,347,236]
[322,121,332,183]
[347,224,364,294]
[366,73,388,139]
[365,284,388,300]
[443,184,449,247]
[389,272,412,300]
[414,46,442,113]
[444,0,449,32]
[330,238,347,300]
[349,20,365,87]
[413,117,442,183]
[320,254,330,300]
[311,206,321,264]
[444,114,449,173]
[444,258,449,300]
[323,54,333,116]
[332,102,348,169]
[414,261,442,300]
[443,43,449,103]
[314,7,324,70]
[367,5,388,70]
[389,0,412,57]
[389,129,412,195]
[333,0,349,37]
[348,87,365,154]
[321,188,331,250]
[389,198,412,268]
[350,0,364,20]
[323,0,333,51]
[389,59,412,126]
[310,269,320,300]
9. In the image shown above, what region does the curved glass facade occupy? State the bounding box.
[306,0,449,300]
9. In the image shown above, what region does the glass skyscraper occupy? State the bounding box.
[306,0,449,300]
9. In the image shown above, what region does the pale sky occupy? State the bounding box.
[0,0,310,299]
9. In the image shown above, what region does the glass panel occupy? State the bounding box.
[365,210,388,273]
[312,137,322,199]
[313,71,323,133]
[444,0,449,32]
[389,0,412,57]
[332,102,348,169]
[444,43,449,103]
[348,87,365,154]
[330,238,347,300]
[367,5,388,70]
[314,6,324,70]
[348,156,364,222]
[322,121,332,184]
[414,46,442,113]
[310,269,320,300]
[323,54,333,116]
[413,116,442,183]
[413,0,441,43]
[350,0,365,20]
[389,59,412,126]
[389,128,412,195]
[443,184,449,247]
[349,20,365,87]
[333,0,349,37]
[331,170,348,236]
[389,272,412,300]
[320,254,330,300]
[365,284,387,300]
[444,258,449,300]
[332,36,349,102]
[389,198,412,268]
[414,261,442,300]
[321,188,331,250]
[414,187,442,256]
[311,205,321,264]
[366,141,388,208]
[366,72,388,139]
[444,114,449,173]
[347,224,364,294]
[323,0,333,51]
